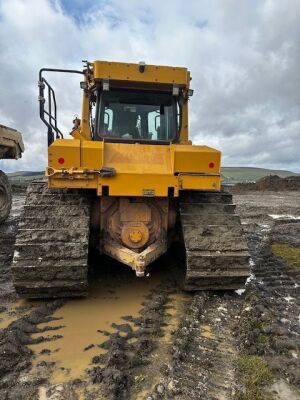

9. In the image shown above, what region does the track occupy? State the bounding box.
[154,291,242,400]
[12,182,91,298]
[179,191,250,290]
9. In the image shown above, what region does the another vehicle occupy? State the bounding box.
[0,125,24,223]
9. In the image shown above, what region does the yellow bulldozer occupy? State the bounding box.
[12,60,249,298]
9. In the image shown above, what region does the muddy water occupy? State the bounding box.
[0,299,35,329]
[163,292,190,344]
[29,274,161,385]
[201,324,214,339]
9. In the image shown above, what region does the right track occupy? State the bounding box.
[179,191,250,290]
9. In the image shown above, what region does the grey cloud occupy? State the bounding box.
[0,0,299,172]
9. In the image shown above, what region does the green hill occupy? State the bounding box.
[8,171,44,178]
[7,171,44,184]
[221,167,298,183]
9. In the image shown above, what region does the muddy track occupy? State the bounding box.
[1,193,300,399]
[237,223,300,386]
[88,283,172,399]
[142,291,244,400]
[0,196,67,399]
[0,217,18,302]
[234,193,300,399]
[0,300,64,400]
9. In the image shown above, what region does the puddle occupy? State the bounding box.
[163,292,189,344]
[0,299,35,330]
[29,275,159,384]
[201,324,215,339]
[136,388,151,400]
[268,214,300,220]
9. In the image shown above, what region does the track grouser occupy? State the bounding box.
[12,60,250,298]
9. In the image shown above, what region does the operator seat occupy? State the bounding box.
[115,110,140,139]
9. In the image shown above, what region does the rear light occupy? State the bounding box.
[209,162,215,169]
[58,157,65,165]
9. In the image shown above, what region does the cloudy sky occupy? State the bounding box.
[0,0,299,172]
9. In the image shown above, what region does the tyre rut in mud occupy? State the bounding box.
[237,220,300,386]
[88,283,172,400]
[11,181,92,298]
[0,300,64,400]
[143,291,243,400]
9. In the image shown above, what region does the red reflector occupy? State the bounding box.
[58,157,65,165]
[209,162,215,169]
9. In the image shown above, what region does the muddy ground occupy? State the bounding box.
[0,191,300,400]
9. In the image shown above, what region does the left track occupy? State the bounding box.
[12,181,91,298]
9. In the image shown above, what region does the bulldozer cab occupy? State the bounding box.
[38,61,191,146]
[94,90,178,143]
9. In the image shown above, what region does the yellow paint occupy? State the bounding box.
[173,144,221,174]
[48,139,80,169]
[48,140,221,196]
[103,142,172,174]
[93,61,189,87]
[179,174,221,191]
[29,276,158,384]
[180,97,189,143]
[81,140,103,169]
[80,82,92,140]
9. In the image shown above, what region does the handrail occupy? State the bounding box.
[38,68,84,146]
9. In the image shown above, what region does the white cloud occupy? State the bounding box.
[0,0,299,172]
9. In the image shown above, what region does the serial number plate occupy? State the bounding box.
[143,189,155,197]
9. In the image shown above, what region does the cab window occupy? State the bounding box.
[95,90,178,142]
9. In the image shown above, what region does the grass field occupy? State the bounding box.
[221,167,298,183]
